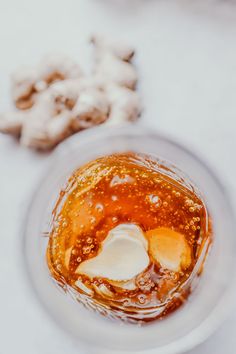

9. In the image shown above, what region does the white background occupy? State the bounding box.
[0,0,236,353]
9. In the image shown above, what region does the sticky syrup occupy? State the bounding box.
[47,153,211,323]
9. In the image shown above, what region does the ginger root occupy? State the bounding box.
[0,111,25,135]
[0,36,141,150]
[71,87,110,130]
[91,35,137,90]
[12,54,83,110]
[105,84,141,125]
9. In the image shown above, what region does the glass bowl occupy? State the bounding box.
[23,123,236,354]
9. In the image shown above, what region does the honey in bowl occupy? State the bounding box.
[47,153,211,322]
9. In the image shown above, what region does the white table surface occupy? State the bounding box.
[0,0,236,353]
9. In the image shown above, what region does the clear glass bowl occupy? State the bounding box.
[23,123,236,354]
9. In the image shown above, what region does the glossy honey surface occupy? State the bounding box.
[47,153,211,322]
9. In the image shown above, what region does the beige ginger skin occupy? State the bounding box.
[0,36,141,149]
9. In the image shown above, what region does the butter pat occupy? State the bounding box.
[146,227,191,272]
[76,224,149,281]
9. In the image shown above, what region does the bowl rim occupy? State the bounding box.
[21,122,236,354]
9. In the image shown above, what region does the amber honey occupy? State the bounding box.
[47,153,211,322]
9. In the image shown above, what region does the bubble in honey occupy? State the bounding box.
[90,216,96,224]
[146,194,161,208]
[82,245,94,254]
[138,294,147,304]
[185,199,194,207]
[95,203,104,212]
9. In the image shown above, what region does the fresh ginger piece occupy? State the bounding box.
[146,227,191,272]
[1,37,141,149]
[12,54,83,110]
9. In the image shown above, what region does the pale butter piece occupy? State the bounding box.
[76,224,149,281]
[147,227,191,272]
[104,223,148,250]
